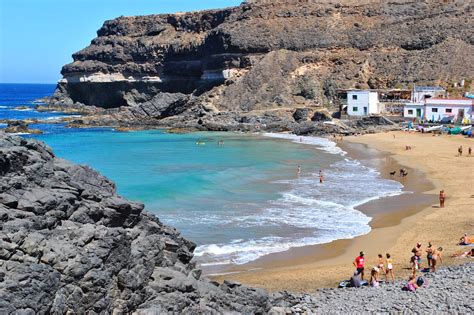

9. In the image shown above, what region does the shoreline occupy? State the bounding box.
[209,131,473,291]
[206,134,434,281]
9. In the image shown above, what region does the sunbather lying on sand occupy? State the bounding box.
[459,233,472,245]
[451,248,474,258]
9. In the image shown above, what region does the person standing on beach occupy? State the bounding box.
[431,247,443,272]
[410,255,419,276]
[468,146,472,156]
[439,190,446,208]
[385,253,395,283]
[377,254,386,282]
[426,242,434,268]
[458,145,463,156]
[412,242,422,269]
[353,251,365,280]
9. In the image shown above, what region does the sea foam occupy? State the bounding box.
[194,134,403,266]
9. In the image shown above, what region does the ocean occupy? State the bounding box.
[0,83,404,266]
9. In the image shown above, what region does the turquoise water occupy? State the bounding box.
[2,84,404,266]
[35,130,403,265]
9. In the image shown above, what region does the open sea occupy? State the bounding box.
[0,83,403,266]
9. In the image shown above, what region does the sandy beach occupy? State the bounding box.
[212,131,474,291]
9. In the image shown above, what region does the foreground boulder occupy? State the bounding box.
[0,133,281,313]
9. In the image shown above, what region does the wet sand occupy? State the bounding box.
[210,131,473,291]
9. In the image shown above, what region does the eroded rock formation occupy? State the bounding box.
[51,0,473,129]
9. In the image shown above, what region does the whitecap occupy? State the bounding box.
[263,133,346,155]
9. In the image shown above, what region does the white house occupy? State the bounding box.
[411,86,445,103]
[403,102,424,119]
[425,98,473,122]
[347,90,379,116]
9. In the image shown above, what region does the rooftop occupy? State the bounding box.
[414,86,445,92]
[429,97,472,101]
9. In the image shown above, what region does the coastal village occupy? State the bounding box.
[339,84,473,131]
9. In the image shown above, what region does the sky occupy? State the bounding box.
[0,0,242,84]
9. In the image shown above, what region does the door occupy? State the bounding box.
[416,108,421,118]
[363,107,368,115]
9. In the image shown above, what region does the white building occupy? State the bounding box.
[404,102,424,119]
[425,98,473,122]
[411,86,445,103]
[347,90,379,116]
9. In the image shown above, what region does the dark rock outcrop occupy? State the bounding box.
[4,121,43,135]
[0,133,282,313]
[49,0,473,130]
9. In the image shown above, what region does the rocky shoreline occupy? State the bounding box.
[10,100,402,136]
[1,132,473,314]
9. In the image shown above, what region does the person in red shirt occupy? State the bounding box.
[353,251,366,280]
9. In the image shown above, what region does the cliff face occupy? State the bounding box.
[52,0,473,128]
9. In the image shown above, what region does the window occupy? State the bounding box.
[352,107,358,112]
[445,108,452,113]
[432,108,438,113]
[352,95,358,100]
[408,109,413,115]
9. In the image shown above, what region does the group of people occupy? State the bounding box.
[296,167,324,184]
[457,145,472,156]
[350,251,395,288]
[411,242,443,274]
[349,241,444,290]
[331,134,344,143]
[451,233,474,258]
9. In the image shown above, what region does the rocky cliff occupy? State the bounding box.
[0,132,296,313]
[51,0,473,130]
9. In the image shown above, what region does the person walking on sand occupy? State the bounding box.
[385,253,395,283]
[458,145,463,157]
[439,190,446,208]
[353,251,365,280]
[431,247,443,272]
[469,146,472,156]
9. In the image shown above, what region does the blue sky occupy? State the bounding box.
[0,0,242,84]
